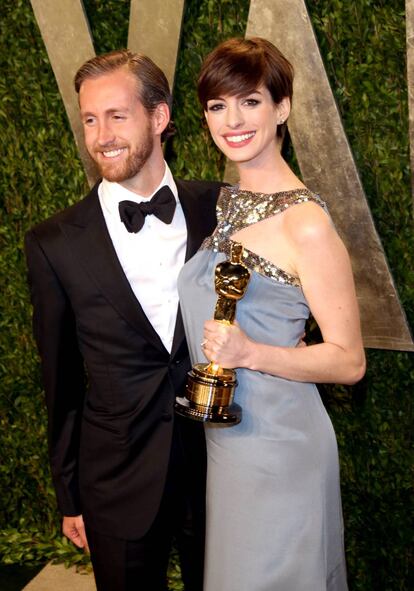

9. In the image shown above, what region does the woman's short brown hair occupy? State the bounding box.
[197,37,293,139]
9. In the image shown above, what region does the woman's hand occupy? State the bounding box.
[202,319,253,369]
[202,324,306,371]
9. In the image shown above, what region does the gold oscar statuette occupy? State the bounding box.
[175,242,251,425]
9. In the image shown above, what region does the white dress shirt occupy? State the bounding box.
[98,164,187,352]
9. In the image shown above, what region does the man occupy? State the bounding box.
[25,49,222,591]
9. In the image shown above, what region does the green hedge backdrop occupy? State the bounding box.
[0,0,413,589]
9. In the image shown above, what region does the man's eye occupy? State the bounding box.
[84,117,95,125]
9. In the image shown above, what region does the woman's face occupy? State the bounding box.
[204,85,288,168]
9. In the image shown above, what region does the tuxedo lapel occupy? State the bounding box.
[170,180,212,358]
[177,179,210,263]
[60,186,167,353]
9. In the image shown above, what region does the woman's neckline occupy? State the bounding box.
[226,185,313,197]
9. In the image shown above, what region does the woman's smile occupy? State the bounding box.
[222,131,256,147]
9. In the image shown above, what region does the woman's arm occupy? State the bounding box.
[202,203,366,385]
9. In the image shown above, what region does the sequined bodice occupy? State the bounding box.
[201,186,326,287]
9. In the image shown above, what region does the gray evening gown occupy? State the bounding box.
[177,186,348,591]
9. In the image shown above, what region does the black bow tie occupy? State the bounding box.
[118,186,176,233]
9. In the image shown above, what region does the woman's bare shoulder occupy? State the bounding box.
[282,199,336,247]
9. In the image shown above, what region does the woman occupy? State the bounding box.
[178,37,365,591]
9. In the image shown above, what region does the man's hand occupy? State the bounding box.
[297,332,307,348]
[62,514,89,551]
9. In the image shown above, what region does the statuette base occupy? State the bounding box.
[175,363,242,424]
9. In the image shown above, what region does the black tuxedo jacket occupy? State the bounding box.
[25,178,222,539]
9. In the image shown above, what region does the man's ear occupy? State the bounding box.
[152,102,170,137]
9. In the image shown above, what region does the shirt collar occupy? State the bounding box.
[99,162,179,218]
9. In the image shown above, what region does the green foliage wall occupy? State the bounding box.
[0,0,412,589]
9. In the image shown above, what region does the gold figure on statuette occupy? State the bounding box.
[175,242,251,425]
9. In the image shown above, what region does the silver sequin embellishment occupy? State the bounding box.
[201,186,327,287]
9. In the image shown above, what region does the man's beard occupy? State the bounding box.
[92,125,154,183]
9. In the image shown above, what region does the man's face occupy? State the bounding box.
[79,68,154,183]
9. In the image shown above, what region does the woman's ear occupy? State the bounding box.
[277,97,291,123]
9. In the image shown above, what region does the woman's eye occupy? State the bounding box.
[208,103,225,112]
[244,99,260,106]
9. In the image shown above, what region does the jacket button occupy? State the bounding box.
[161,412,172,422]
